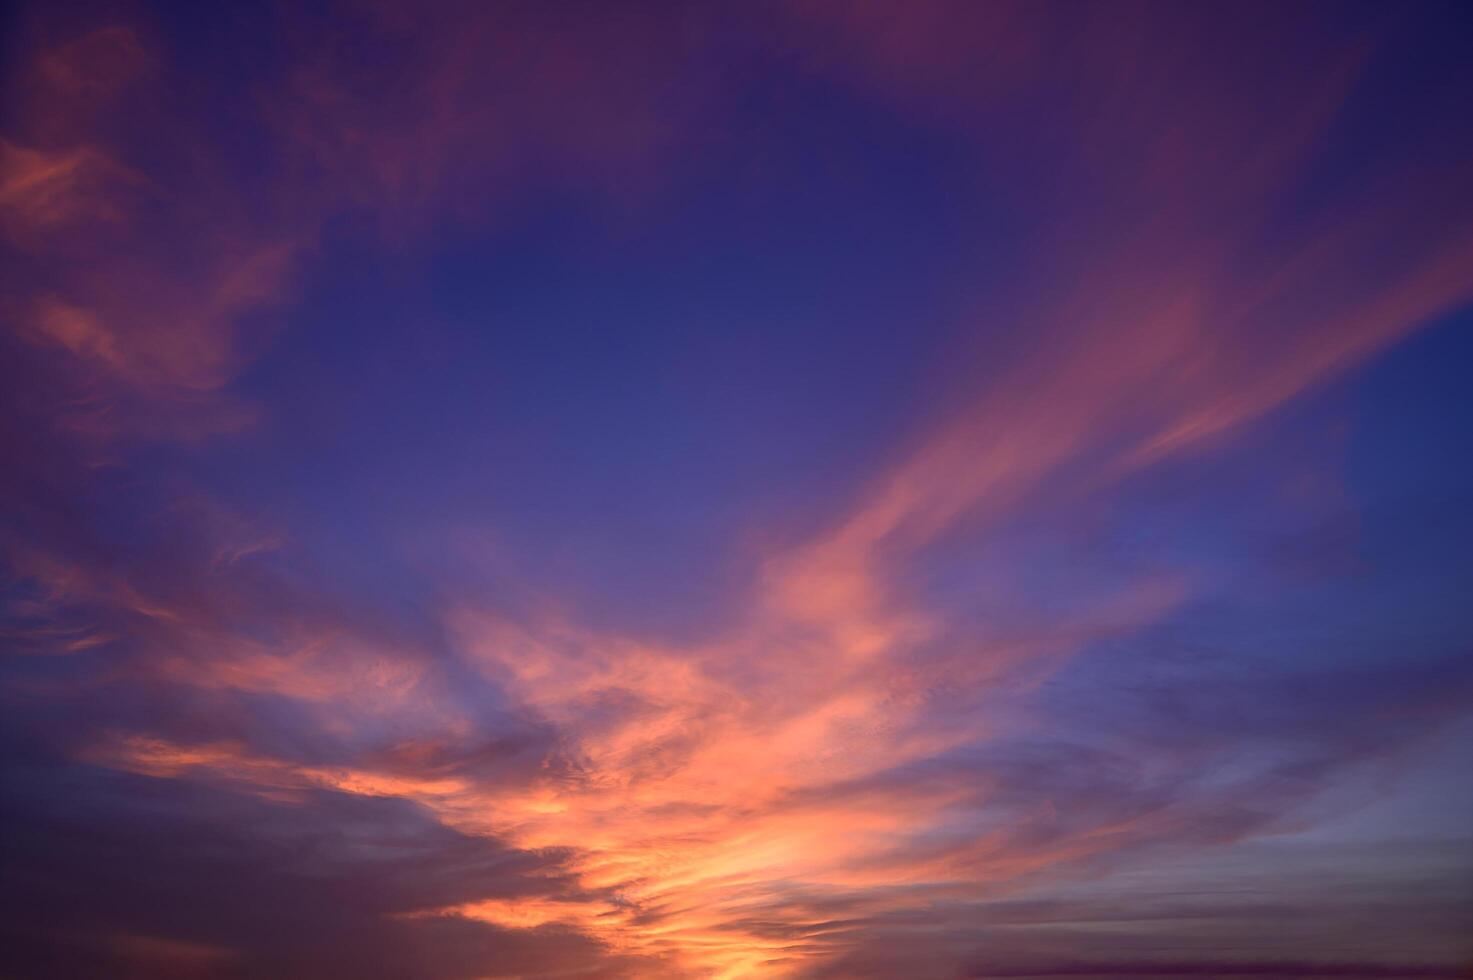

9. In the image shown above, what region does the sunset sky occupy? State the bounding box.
[3,2,1473,978]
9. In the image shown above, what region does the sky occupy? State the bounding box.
[2,2,1472,978]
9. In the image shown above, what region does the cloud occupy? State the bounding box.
[0,754,660,979]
